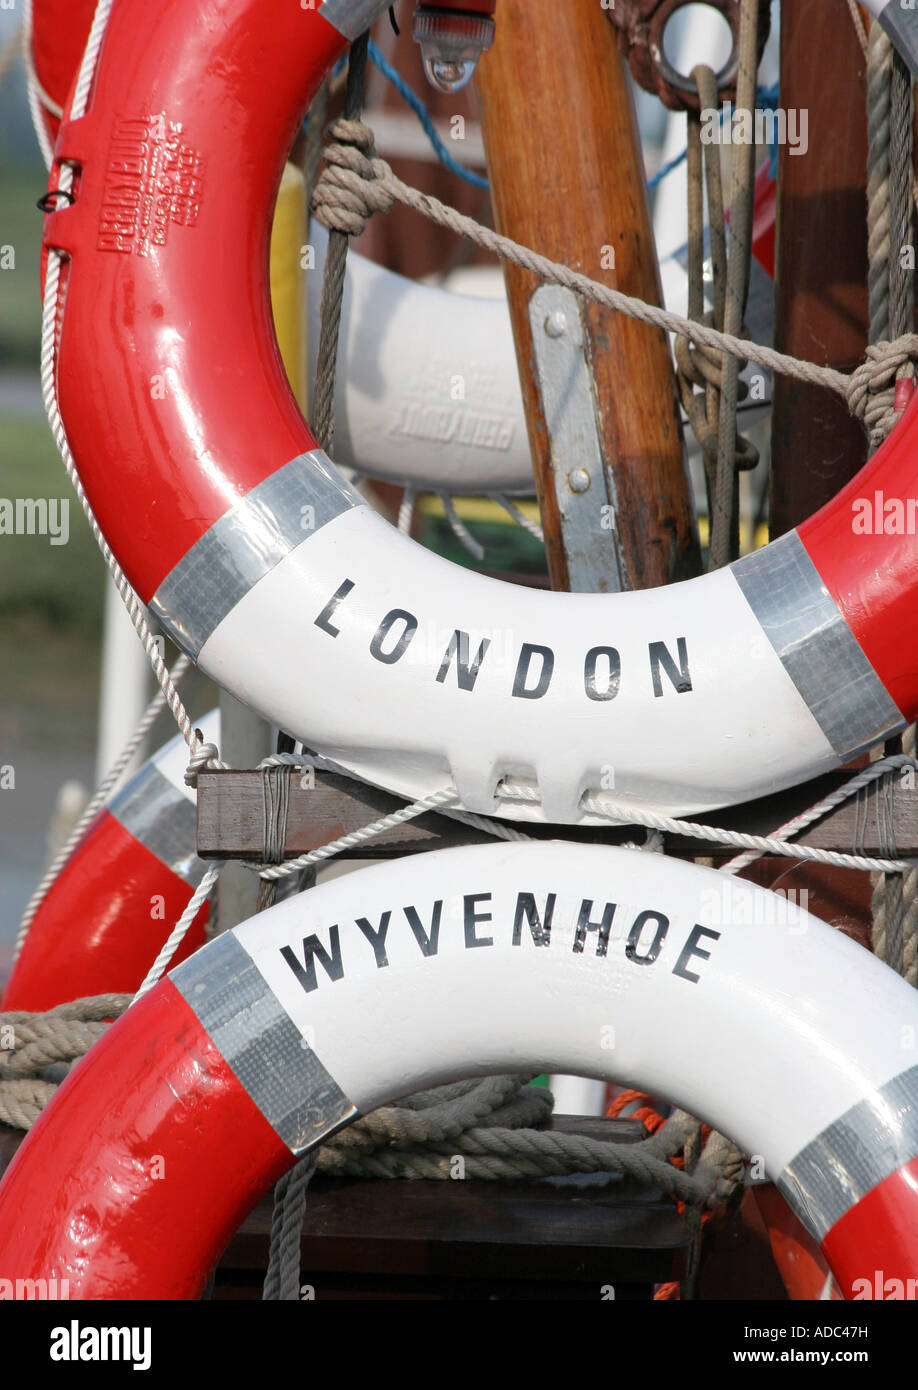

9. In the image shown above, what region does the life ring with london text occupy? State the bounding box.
[37,0,918,827]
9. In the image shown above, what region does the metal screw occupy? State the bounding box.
[544,311,568,338]
[568,468,591,493]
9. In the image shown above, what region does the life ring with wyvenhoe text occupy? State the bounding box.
[1,711,219,1011]
[40,0,918,824]
[1,843,917,1299]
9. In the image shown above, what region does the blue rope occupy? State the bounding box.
[648,86,780,192]
[647,147,687,190]
[366,40,489,190]
[756,82,780,179]
[312,57,777,199]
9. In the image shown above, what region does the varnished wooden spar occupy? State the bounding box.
[770,0,869,535]
[475,0,699,592]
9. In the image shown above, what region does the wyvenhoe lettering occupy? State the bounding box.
[280,891,721,995]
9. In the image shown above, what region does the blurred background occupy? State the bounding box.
[1,9,103,975]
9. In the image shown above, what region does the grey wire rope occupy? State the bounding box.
[710,0,760,570]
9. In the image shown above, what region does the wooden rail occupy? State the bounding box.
[196,767,918,863]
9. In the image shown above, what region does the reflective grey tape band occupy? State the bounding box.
[879,2,918,80]
[171,931,358,1154]
[107,761,207,887]
[730,530,904,760]
[778,1064,918,1243]
[318,0,390,40]
[149,451,363,658]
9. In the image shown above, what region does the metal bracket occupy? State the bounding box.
[529,284,625,594]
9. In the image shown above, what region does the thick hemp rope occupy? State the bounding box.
[0,996,130,1129]
[0,1009,740,1205]
[311,32,371,455]
[12,652,191,963]
[865,26,918,989]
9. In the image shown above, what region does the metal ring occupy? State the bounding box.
[36,188,75,213]
[649,35,739,101]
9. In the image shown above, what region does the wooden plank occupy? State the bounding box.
[196,767,918,861]
[475,0,699,593]
[218,692,274,930]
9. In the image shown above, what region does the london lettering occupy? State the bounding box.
[313,578,693,701]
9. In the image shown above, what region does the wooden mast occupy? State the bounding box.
[475,0,699,592]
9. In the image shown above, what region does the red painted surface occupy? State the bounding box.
[755,1184,839,1301]
[0,980,292,1299]
[751,161,776,278]
[29,0,96,145]
[798,389,918,722]
[822,1156,918,1299]
[40,2,347,600]
[1,811,207,1011]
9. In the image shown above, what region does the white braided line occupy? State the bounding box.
[439,491,485,561]
[495,769,918,874]
[491,493,545,543]
[27,0,231,989]
[439,806,532,843]
[397,486,416,534]
[131,865,222,1003]
[720,754,918,874]
[22,0,54,169]
[12,654,191,964]
[404,488,544,553]
[239,747,918,873]
[247,785,460,880]
[846,0,870,62]
[260,752,532,843]
[69,0,112,121]
[38,0,219,778]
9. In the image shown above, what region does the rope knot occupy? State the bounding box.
[674,309,759,469]
[312,118,397,238]
[847,333,918,446]
[184,734,223,787]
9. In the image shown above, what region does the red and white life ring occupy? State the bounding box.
[25,1,775,499]
[1,843,916,1299]
[38,0,918,827]
[1,712,218,1011]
